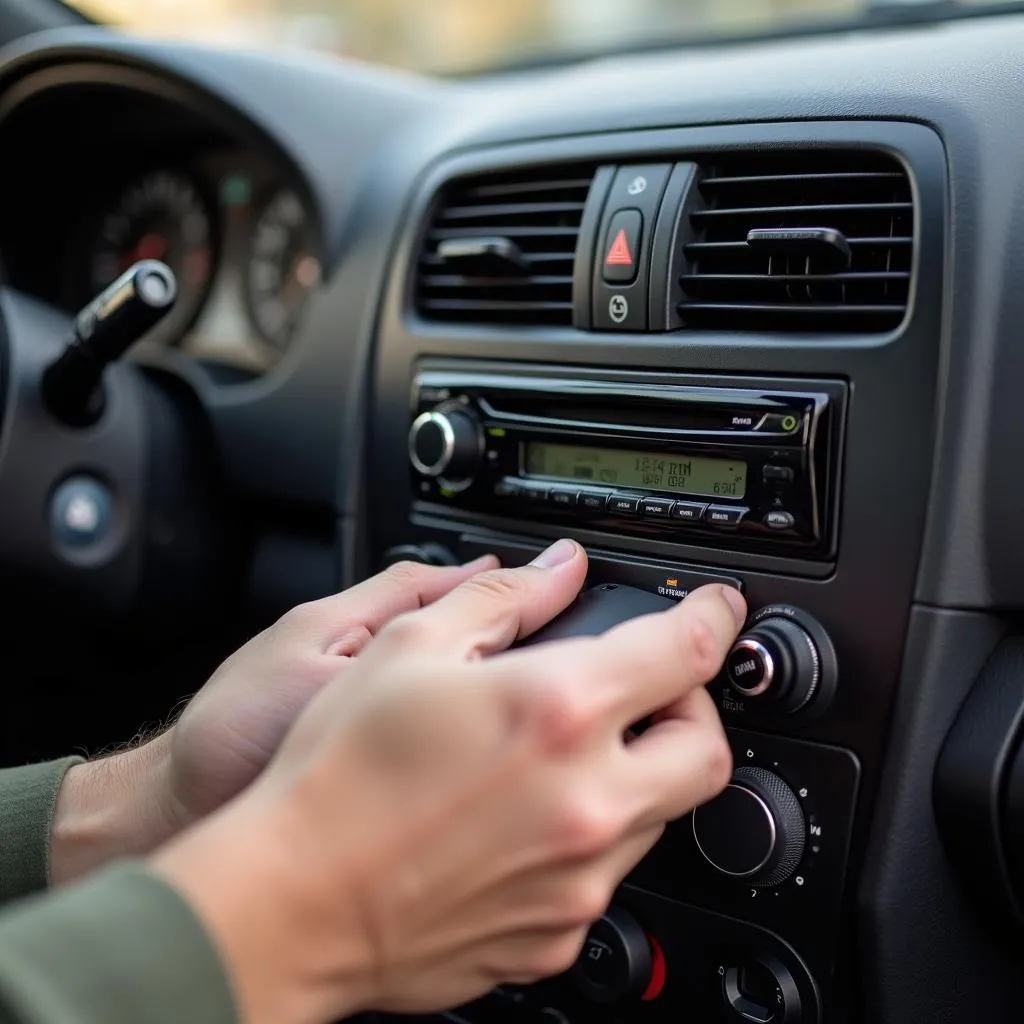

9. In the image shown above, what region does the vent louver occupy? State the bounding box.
[416,164,596,327]
[680,152,913,332]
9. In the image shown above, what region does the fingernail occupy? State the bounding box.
[530,538,578,569]
[719,585,747,626]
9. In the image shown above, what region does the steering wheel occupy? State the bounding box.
[0,263,235,626]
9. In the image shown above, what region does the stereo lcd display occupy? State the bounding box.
[524,442,747,499]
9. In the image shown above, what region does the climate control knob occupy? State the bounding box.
[408,407,483,482]
[569,906,660,1004]
[692,767,806,886]
[724,605,837,716]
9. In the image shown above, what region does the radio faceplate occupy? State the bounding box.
[408,366,846,559]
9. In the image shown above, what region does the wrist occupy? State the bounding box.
[50,731,188,886]
[151,795,372,1024]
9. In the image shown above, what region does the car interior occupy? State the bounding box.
[1,0,1024,1021]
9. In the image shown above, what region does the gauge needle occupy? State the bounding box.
[282,252,320,309]
[124,232,168,270]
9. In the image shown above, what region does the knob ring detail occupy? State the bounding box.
[409,411,456,476]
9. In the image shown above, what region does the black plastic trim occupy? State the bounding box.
[934,635,1024,932]
[572,165,614,330]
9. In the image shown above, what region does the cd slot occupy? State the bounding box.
[479,394,801,436]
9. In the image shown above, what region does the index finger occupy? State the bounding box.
[392,539,589,658]
[285,554,500,650]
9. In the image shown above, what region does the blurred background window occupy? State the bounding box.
[62,1,1015,73]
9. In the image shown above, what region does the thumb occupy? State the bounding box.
[395,538,588,659]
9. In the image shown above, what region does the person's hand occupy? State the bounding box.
[49,555,498,885]
[153,539,746,1024]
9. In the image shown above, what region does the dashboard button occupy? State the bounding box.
[550,488,579,508]
[519,482,550,502]
[705,505,749,527]
[50,476,112,551]
[602,209,642,285]
[607,493,642,515]
[579,490,609,511]
[763,510,796,530]
[670,500,708,522]
[762,464,795,484]
[756,413,802,435]
[494,478,521,497]
[606,164,672,212]
[640,496,674,517]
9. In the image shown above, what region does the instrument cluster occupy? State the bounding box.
[70,153,320,375]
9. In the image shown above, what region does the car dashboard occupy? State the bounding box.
[2,11,1024,1024]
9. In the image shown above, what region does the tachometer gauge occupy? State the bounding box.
[245,188,320,351]
[89,170,215,347]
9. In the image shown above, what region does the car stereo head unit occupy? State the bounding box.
[407,367,846,558]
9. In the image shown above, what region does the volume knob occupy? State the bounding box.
[724,606,837,716]
[408,408,483,482]
[692,767,806,887]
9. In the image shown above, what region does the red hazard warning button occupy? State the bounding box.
[606,228,633,266]
[602,209,642,284]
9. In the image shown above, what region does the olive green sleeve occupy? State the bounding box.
[0,758,83,904]
[0,862,237,1024]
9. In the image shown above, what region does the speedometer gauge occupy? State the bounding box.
[245,188,320,351]
[89,170,215,347]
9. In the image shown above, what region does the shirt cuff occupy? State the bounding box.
[0,861,237,1024]
[0,757,83,903]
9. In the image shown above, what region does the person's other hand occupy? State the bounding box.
[154,539,745,1024]
[49,555,498,884]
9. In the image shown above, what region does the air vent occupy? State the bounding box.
[416,164,596,327]
[680,152,913,332]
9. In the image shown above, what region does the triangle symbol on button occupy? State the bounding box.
[606,228,633,266]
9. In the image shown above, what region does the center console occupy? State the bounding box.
[364,118,946,1023]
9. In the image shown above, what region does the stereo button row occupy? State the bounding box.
[608,492,749,528]
[500,480,749,529]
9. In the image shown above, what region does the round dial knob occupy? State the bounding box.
[692,767,806,886]
[721,953,801,1023]
[569,906,654,1005]
[408,408,483,481]
[725,610,830,715]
